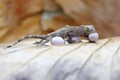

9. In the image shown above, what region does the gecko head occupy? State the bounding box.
[83,25,96,36]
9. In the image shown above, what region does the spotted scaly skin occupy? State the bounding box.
[5,25,97,48]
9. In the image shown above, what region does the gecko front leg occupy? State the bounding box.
[67,32,81,44]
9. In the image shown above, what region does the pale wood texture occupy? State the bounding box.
[0,36,120,80]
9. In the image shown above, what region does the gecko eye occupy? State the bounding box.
[88,32,99,41]
[84,25,96,33]
[51,36,65,45]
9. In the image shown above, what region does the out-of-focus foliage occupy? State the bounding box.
[0,0,120,43]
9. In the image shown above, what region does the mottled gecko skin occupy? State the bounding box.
[5,25,96,48]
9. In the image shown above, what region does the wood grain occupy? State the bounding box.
[0,36,120,80]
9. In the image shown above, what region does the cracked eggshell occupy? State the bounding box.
[51,36,65,45]
[88,32,99,41]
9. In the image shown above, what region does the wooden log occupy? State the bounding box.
[0,36,120,80]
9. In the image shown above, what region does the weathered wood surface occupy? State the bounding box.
[0,36,120,80]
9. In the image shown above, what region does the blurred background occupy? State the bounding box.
[0,0,120,43]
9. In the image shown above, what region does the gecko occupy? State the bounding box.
[5,25,98,48]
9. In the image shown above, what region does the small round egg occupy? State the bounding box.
[51,36,65,45]
[88,32,99,41]
[71,37,80,43]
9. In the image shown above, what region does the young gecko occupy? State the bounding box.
[5,25,98,48]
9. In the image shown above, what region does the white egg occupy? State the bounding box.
[71,37,80,43]
[88,32,99,41]
[51,36,65,45]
